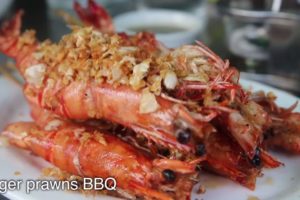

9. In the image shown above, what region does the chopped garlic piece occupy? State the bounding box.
[44,120,62,131]
[184,73,208,82]
[164,71,178,90]
[19,132,28,138]
[95,134,107,146]
[24,64,46,87]
[149,75,162,95]
[111,65,123,82]
[140,89,160,114]
[33,52,44,60]
[118,46,138,54]
[129,60,150,90]
[172,46,202,58]
[74,128,85,138]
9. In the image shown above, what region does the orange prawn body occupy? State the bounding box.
[24,81,203,151]
[3,121,196,200]
[0,12,204,153]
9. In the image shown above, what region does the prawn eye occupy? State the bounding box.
[251,148,261,167]
[177,129,192,144]
[162,169,176,182]
[195,143,206,156]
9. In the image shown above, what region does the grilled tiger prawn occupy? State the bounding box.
[0,10,270,159]
[204,130,282,190]
[0,11,210,154]
[3,114,199,200]
[29,104,205,165]
[74,0,273,159]
[249,91,300,154]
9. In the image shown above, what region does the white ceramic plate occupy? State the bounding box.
[0,77,299,200]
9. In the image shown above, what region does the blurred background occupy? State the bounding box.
[0,0,300,96]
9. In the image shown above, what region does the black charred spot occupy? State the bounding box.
[162,169,176,182]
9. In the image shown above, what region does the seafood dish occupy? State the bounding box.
[0,0,299,199]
